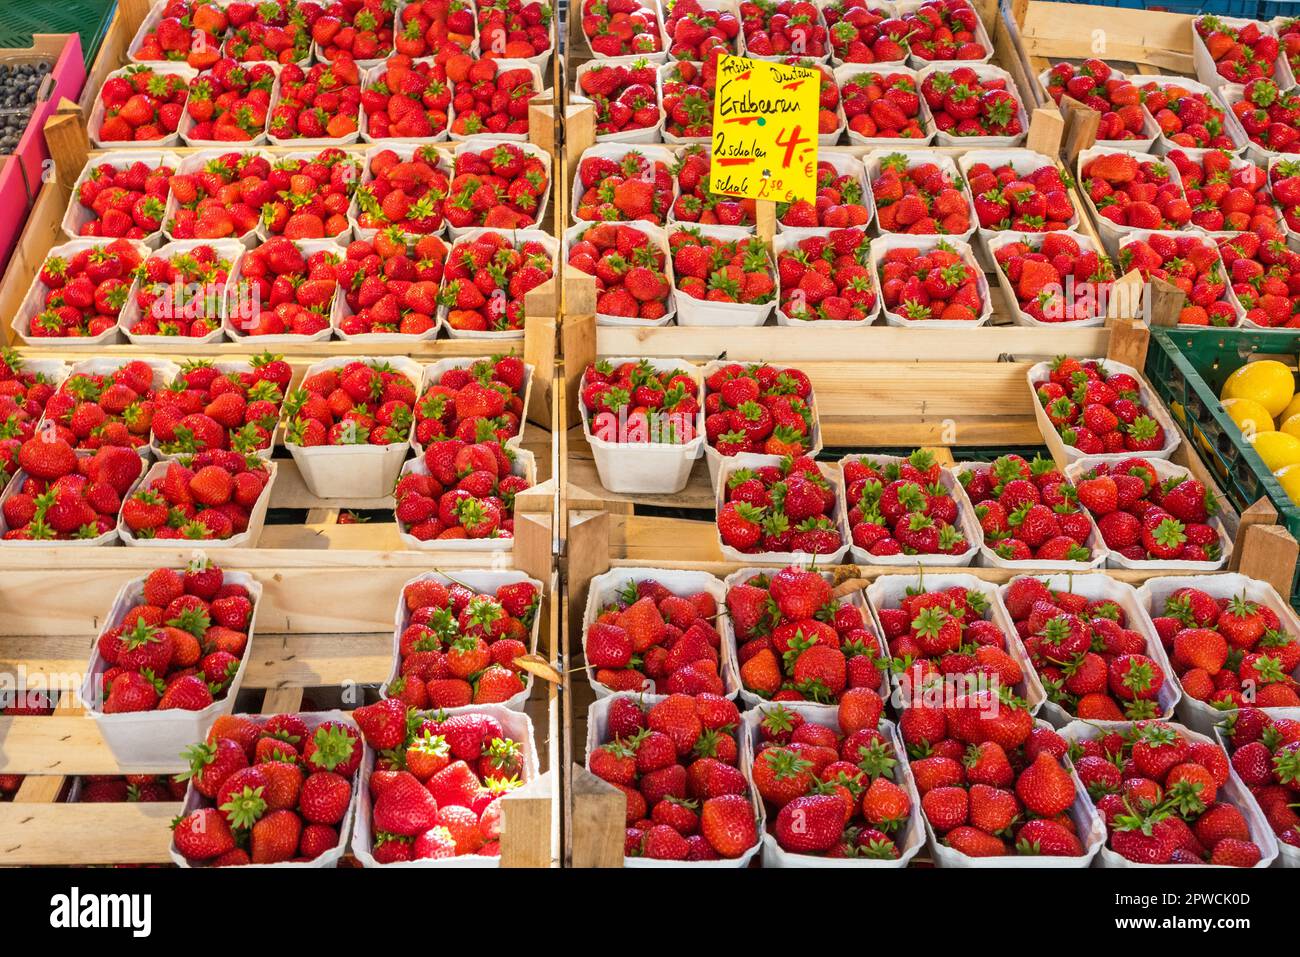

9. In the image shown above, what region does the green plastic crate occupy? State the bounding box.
[0,0,116,68]
[1145,327,1300,604]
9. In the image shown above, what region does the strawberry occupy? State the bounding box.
[670,144,756,226]
[570,223,672,323]
[221,0,313,65]
[396,0,477,57]
[739,0,828,58]
[661,57,718,140]
[96,66,189,142]
[1118,230,1238,327]
[877,240,985,322]
[840,70,927,140]
[778,162,869,229]
[390,577,534,701]
[963,454,1098,564]
[669,226,775,306]
[583,0,664,56]
[1044,59,1149,143]
[844,449,970,558]
[1032,358,1167,458]
[582,359,700,448]
[872,152,972,235]
[337,231,448,337]
[730,566,883,704]
[703,362,815,457]
[315,0,397,63]
[1081,150,1191,230]
[133,1,228,69]
[900,0,986,61]
[285,358,415,449]
[23,240,144,340]
[993,232,1115,323]
[1085,719,1265,866]
[476,0,553,58]
[128,244,234,339]
[440,231,552,334]
[1140,81,1239,151]
[578,59,663,139]
[268,59,361,142]
[665,0,739,60]
[447,58,537,138]
[1071,457,1221,566]
[1195,15,1281,85]
[824,0,910,64]
[360,54,451,139]
[235,236,338,337]
[923,65,1023,139]
[72,158,175,240]
[721,457,843,558]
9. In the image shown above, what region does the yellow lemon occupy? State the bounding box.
[1248,430,1300,471]
[1282,393,1300,424]
[1276,464,1300,505]
[1220,360,1296,418]
[1222,397,1276,436]
[1283,413,1300,441]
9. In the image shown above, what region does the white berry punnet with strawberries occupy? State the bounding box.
[1069,457,1225,566]
[1144,578,1300,711]
[1066,720,1274,867]
[718,456,845,559]
[152,355,289,458]
[1118,232,1238,328]
[395,440,533,546]
[920,66,1024,141]
[1,440,144,543]
[413,356,529,451]
[588,692,761,863]
[42,359,176,452]
[990,232,1116,325]
[843,449,974,562]
[119,453,275,543]
[351,700,535,863]
[283,358,417,448]
[957,454,1101,566]
[665,0,740,59]
[584,570,734,697]
[1001,576,1173,722]
[127,243,236,340]
[776,229,879,324]
[386,574,540,709]
[581,359,702,446]
[893,689,1100,862]
[869,574,1042,710]
[87,563,257,717]
[739,0,829,59]
[0,352,63,487]
[582,0,665,57]
[824,0,909,64]
[170,711,362,866]
[67,156,175,240]
[20,240,145,342]
[1030,356,1174,460]
[566,223,674,325]
[1219,708,1300,856]
[745,697,922,863]
[900,0,988,62]
[577,58,663,140]
[730,565,886,705]
[703,362,817,460]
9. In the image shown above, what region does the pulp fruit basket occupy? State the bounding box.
[1144,326,1300,607]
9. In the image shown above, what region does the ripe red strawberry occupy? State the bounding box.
[993,232,1115,323]
[1118,231,1237,327]
[824,0,910,64]
[447,57,537,138]
[413,355,526,452]
[583,0,663,56]
[873,152,972,235]
[963,454,1098,564]
[670,144,756,226]
[966,158,1076,232]
[703,362,814,458]
[360,54,451,140]
[844,449,970,559]
[1080,150,1190,230]
[901,0,986,61]
[440,231,552,334]
[1140,80,1238,151]
[1044,59,1149,142]
[1032,357,1167,458]
[877,241,985,322]
[314,0,397,63]
[922,65,1024,139]
[128,243,234,339]
[72,157,175,240]
[569,223,671,324]
[577,147,675,224]
[661,56,718,140]
[1196,15,1282,85]
[580,58,663,138]
[23,240,144,340]
[582,359,700,448]
[777,228,878,324]
[96,66,190,142]
[739,0,828,58]
[134,0,227,69]
[669,226,775,306]
[779,161,869,229]
[337,232,448,337]
[843,70,928,147]
[268,59,361,142]
[731,566,883,704]
[721,457,843,558]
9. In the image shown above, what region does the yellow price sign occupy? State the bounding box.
[709,55,819,205]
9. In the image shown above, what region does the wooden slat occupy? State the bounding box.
[0,802,179,865]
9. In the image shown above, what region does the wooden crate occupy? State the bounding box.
[555,318,1300,865]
